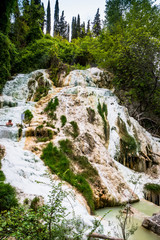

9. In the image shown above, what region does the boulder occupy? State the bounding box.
[142,213,160,235]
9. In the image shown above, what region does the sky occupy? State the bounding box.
[42,0,106,26]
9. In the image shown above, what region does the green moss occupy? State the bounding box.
[87,107,95,123]
[97,102,110,142]
[66,121,80,139]
[117,117,137,156]
[34,86,50,102]
[60,115,67,127]
[44,97,59,119]
[18,127,22,139]
[41,141,95,212]
[144,183,160,194]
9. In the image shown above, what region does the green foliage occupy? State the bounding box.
[41,142,95,212]
[117,117,137,161]
[97,102,110,142]
[0,171,5,181]
[69,121,80,138]
[0,32,17,93]
[0,182,92,239]
[18,127,22,138]
[44,96,59,119]
[60,115,67,127]
[34,85,50,102]
[30,196,40,211]
[0,182,18,212]
[144,183,160,194]
[23,109,33,125]
[35,126,53,142]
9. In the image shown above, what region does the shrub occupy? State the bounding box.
[97,102,110,142]
[0,182,18,212]
[144,183,160,194]
[60,115,67,127]
[30,197,40,211]
[23,109,33,125]
[0,170,5,181]
[44,97,59,119]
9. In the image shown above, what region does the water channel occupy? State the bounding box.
[96,199,160,240]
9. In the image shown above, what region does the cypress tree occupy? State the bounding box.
[46,0,51,34]
[92,8,101,36]
[71,17,77,40]
[87,20,90,33]
[54,0,59,36]
[77,14,81,37]
[67,23,70,41]
[59,11,68,38]
[41,2,45,32]
[80,22,86,38]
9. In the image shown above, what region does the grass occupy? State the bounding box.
[41,141,96,212]
[35,127,53,142]
[60,115,67,127]
[69,121,80,139]
[34,86,50,102]
[144,183,160,194]
[44,97,59,119]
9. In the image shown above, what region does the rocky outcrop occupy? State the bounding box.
[142,213,160,235]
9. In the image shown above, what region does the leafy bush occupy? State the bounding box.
[44,96,59,119]
[60,115,67,127]
[0,182,18,212]
[0,170,5,181]
[23,109,33,125]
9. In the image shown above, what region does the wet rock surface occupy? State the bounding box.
[142,213,160,235]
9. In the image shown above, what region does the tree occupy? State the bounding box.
[77,14,81,37]
[0,0,17,34]
[71,16,77,40]
[105,0,131,31]
[92,8,101,36]
[87,20,90,34]
[46,0,51,34]
[80,22,86,38]
[54,0,59,36]
[59,11,68,38]
[66,23,70,41]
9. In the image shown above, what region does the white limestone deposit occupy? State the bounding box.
[0,68,160,238]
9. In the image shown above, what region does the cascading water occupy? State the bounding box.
[0,70,94,233]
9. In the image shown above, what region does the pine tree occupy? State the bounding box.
[92,8,101,36]
[59,11,68,38]
[77,14,81,37]
[54,0,59,36]
[46,0,51,34]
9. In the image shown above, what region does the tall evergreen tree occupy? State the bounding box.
[87,20,90,33]
[92,8,101,36]
[77,14,81,37]
[80,22,86,38]
[66,23,70,41]
[71,16,77,40]
[59,11,68,38]
[54,0,59,36]
[0,0,17,34]
[46,0,51,34]
[41,2,45,32]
